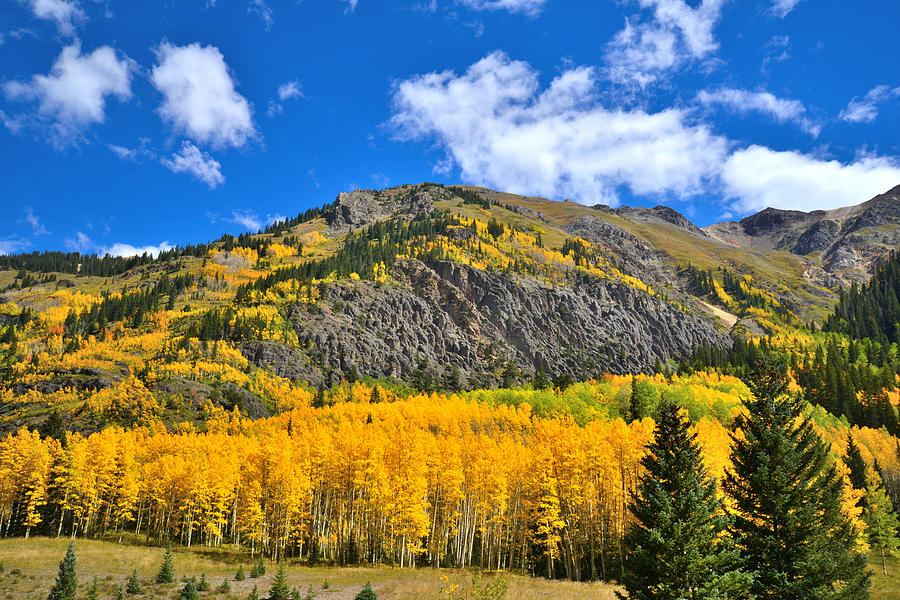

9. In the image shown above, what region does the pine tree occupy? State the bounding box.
[235,565,246,580]
[619,400,751,600]
[156,543,175,584]
[46,542,77,600]
[845,434,868,493]
[354,583,377,600]
[85,575,99,600]
[724,353,870,600]
[179,579,199,600]
[864,470,900,576]
[269,563,290,600]
[197,572,210,591]
[126,569,142,594]
[246,585,260,600]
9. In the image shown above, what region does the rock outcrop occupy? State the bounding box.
[242,259,730,387]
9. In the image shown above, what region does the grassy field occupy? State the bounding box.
[0,538,619,600]
[0,538,895,600]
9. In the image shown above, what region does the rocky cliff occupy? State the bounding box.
[238,259,730,388]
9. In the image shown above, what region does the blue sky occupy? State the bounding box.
[1,0,899,256]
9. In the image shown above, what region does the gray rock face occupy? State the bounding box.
[250,259,729,387]
[565,215,671,285]
[327,188,437,229]
[791,220,840,255]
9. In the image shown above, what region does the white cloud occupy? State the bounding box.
[21,206,49,236]
[19,0,84,36]
[108,144,136,160]
[457,0,547,16]
[151,42,256,149]
[3,43,133,144]
[696,87,819,135]
[723,146,900,213]
[161,141,225,188]
[230,209,262,231]
[346,0,545,14]
[0,236,30,255]
[103,241,173,257]
[249,0,273,29]
[267,80,304,117]
[389,51,728,205]
[64,231,93,252]
[770,0,802,18]
[278,80,303,101]
[605,0,725,87]
[840,85,900,124]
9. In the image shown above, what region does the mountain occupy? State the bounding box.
[1,182,899,432]
[704,185,900,284]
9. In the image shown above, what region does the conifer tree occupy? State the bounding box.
[354,582,377,600]
[46,542,77,600]
[246,585,259,600]
[269,563,290,600]
[85,575,99,600]
[864,470,900,575]
[156,543,174,584]
[235,565,246,580]
[724,353,870,600]
[619,400,751,600]
[179,578,199,600]
[126,569,142,594]
[197,572,210,591]
[845,434,868,493]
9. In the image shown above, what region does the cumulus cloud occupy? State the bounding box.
[103,241,173,257]
[840,85,900,124]
[19,0,84,36]
[770,0,802,18]
[605,0,725,87]
[723,146,900,213]
[21,206,49,236]
[3,43,133,144]
[229,209,263,231]
[161,141,225,188]
[696,87,819,135]
[151,42,256,149]
[390,51,728,205]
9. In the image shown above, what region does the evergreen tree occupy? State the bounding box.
[269,563,290,600]
[217,579,231,593]
[235,565,246,580]
[724,353,870,600]
[864,470,900,576]
[845,434,868,493]
[156,543,174,584]
[354,582,377,600]
[46,542,78,600]
[619,400,751,600]
[179,579,199,600]
[125,569,142,594]
[85,575,99,600]
[115,584,124,600]
[197,572,210,591]
[247,585,260,600]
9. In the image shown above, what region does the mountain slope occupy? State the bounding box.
[1,182,899,433]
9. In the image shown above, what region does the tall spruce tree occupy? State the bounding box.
[845,434,868,493]
[724,353,870,600]
[156,543,175,584]
[619,400,751,600]
[46,542,77,600]
[268,563,290,600]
